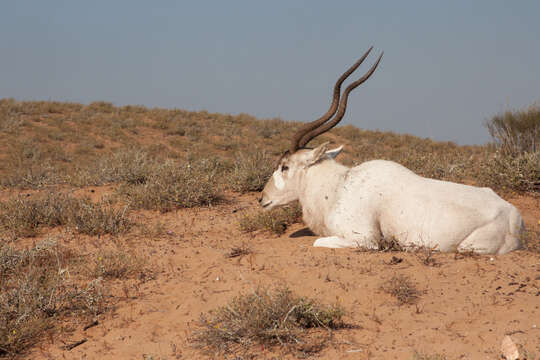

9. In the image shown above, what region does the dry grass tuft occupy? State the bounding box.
[67,200,132,236]
[381,274,422,305]
[89,248,150,280]
[226,243,253,258]
[228,151,274,193]
[72,148,154,186]
[192,286,345,355]
[0,193,132,238]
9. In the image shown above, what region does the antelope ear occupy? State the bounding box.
[306,142,329,165]
[325,145,343,159]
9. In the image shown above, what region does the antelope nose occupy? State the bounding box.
[258,196,263,204]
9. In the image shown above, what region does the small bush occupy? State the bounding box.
[192,286,345,354]
[239,203,302,235]
[486,105,540,156]
[120,158,222,212]
[381,274,422,305]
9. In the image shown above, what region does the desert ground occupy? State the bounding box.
[0,100,538,359]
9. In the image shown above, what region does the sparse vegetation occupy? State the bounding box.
[481,105,540,192]
[414,246,440,267]
[228,151,274,193]
[477,151,540,192]
[0,98,539,358]
[1,99,539,195]
[192,286,345,354]
[239,202,302,235]
[72,148,154,186]
[0,193,132,238]
[68,200,132,236]
[119,158,223,212]
[0,240,107,357]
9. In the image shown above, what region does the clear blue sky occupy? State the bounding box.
[1,1,539,144]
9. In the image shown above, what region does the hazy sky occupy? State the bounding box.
[2,1,539,145]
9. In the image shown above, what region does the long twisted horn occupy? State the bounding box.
[297,51,383,147]
[289,46,382,153]
[289,47,375,153]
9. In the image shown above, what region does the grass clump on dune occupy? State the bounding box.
[192,286,345,355]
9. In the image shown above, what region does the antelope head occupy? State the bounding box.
[259,47,383,210]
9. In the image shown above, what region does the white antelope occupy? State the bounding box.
[259,47,524,254]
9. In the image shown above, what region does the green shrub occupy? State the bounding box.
[486,105,540,156]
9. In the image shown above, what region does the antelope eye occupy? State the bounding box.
[281,165,289,172]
